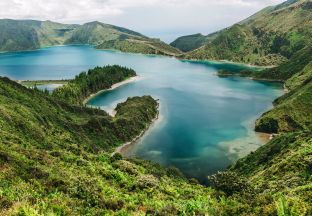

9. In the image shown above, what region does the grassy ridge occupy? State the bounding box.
[253,45,312,81]
[0,20,40,51]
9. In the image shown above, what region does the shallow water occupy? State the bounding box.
[0,45,283,183]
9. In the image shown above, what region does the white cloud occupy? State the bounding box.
[0,0,285,41]
[0,0,122,21]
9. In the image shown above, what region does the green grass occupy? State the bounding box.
[20,80,70,88]
[230,132,312,215]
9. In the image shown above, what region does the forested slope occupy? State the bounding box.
[52,65,136,105]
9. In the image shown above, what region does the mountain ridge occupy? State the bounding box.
[0,19,181,56]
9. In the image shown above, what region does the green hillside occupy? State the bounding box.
[230,132,312,215]
[0,19,180,56]
[175,0,312,66]
[64,21,143,46]
[255,70,312,134]
[0,20,40,51]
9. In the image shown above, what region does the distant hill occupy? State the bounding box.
[169,33,208,52]
[0,19,181,56]
[172,0,312,66]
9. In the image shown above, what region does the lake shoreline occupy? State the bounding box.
[220,116,276,163]
[83,76,139,105]
[182,58,276,69]
[2,44,276,71]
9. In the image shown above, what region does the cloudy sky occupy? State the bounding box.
[0,0,285,42]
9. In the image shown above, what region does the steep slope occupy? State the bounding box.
[0,20,40,51]
[255,79,312,133]
[0,19,77,51]
[34,21,78,47]
[176,0,312,66]
[229,132,312,215]
[0,19,180,56]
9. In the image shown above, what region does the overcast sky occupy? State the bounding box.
[0,0,285,42]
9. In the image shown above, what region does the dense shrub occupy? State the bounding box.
[208,171,251,196]
[136,175,159,189]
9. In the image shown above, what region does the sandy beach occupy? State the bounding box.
[219,117,274,162]
[83,76,139,105]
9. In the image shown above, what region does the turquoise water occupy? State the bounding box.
[0,45,283,183]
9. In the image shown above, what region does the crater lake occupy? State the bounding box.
[0,45,283,183]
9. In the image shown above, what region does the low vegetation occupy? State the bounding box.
[20,80,69,88]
